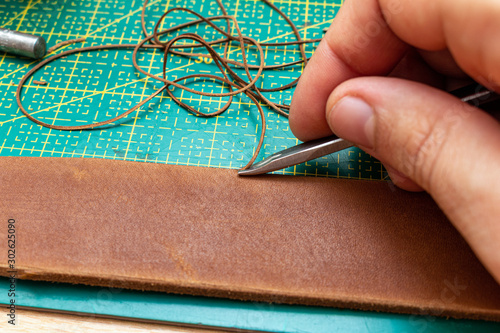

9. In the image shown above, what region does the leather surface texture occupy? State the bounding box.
[1,156,499,321]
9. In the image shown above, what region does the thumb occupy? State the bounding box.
[326,77,500,283]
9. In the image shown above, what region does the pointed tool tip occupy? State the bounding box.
[237,167,261,176]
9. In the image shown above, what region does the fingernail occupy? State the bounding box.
[327,96,375,149]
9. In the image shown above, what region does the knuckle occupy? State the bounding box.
[380,112,451,191]
[408,122,448,190]
[405,104,472,191]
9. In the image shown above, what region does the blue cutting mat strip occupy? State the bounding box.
[1,278,499,332]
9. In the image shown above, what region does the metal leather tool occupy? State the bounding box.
[0,28,46,59]
[239,84,500,176]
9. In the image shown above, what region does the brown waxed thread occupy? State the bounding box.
[46,38,87,54]
[33,80,47,85]
[16,0,321,170]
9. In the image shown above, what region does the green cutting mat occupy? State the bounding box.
[0,0,386,180]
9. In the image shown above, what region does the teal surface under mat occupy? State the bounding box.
[1,278,500,332]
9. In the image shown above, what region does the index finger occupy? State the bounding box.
[289,0,500,141]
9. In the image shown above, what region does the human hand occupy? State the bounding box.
[289,0,500,283]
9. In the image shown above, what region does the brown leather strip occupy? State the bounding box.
[1,156,499,321]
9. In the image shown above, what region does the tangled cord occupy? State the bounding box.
[16,0,321,169]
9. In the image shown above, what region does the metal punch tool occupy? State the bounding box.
[0,28,46,59]
[238,84,500,176]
